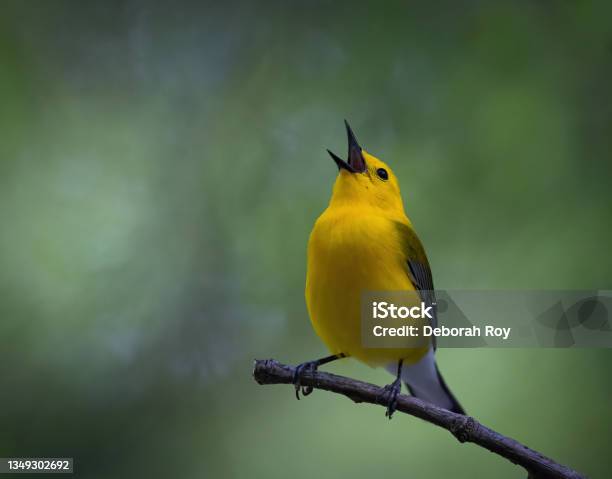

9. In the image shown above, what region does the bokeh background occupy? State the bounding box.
[1,1,611,477]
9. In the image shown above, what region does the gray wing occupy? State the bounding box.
[394,222,438,348]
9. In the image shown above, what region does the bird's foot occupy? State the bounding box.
[292,361,318,399]
[381,378,402,419]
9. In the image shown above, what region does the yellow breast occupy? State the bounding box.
[305,206,428,366]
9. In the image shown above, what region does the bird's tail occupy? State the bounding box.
[387,350,465,415]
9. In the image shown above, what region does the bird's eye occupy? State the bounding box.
[376,168,389,180]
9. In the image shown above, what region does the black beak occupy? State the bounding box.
[327,149,356,172]
[327,120,367,173]
[345,120,366,172]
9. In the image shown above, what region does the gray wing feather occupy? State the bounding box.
[395,222,438,347]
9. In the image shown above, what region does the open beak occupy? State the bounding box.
[327,120,367,173]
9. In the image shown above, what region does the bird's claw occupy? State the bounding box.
[293,361,318,399]
[381,378,402,419]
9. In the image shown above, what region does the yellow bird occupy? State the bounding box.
[294,121,464,417]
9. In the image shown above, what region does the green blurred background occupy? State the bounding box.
[1,1,611,477]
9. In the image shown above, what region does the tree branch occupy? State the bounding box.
[253,359,585,479]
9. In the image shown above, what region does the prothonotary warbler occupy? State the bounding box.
[294,121,464,418]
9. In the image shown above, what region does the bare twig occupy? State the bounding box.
[253,359,585,479]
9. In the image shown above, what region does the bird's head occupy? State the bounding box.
[327,121,405,215]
